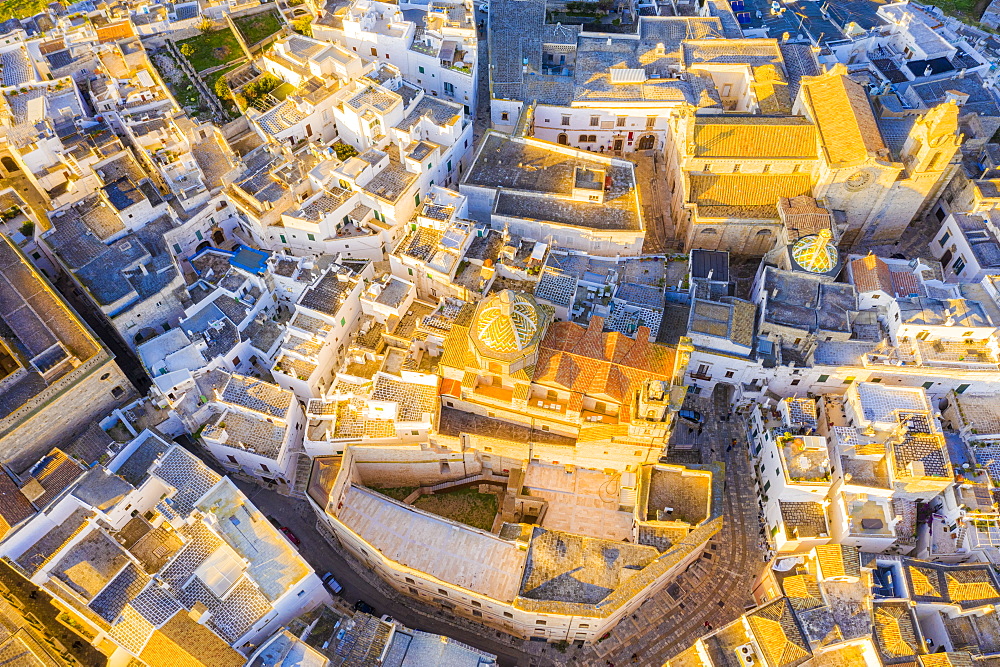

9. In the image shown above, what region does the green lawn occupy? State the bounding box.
[413,488,499,531]
[233,9,284,46]
[373,486,417,501]
[177,28,243,72]
[0,0,61,21]
[272,82,296,100]
[917,0,987,23]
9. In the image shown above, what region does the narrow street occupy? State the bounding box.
[233,383,764,666]
[233,480,537,666]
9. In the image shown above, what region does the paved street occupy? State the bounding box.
[232,480,540,667]
[572,390,765,666]
[234,383,764,666]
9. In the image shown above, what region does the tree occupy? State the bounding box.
[292,16,312,37]
[214,76,232,101]
[197,16,214,32]
[179,43,194,58]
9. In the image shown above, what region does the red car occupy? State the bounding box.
[279,526,301,547]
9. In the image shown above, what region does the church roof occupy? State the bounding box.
[689,173,813,219]
[800,64,888,166]
[691,116,817,160]
[790,229,838,274]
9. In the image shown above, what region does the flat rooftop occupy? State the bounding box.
[0,236,103,421]
[522,463,633,541]
[336,485,526,602]
[855,383,931,425]
[464,134,641,231]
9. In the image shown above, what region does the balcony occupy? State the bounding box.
[581,409,618,425]
[528,397,567,415]
[474,382,513,404]
[864,339,1000,371]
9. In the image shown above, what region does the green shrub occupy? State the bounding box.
[332,142,359,161]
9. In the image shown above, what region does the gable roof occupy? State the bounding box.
[533,317,675,411]
[800,64,888,166]
[746,597,812,667]
[851,255,893,294]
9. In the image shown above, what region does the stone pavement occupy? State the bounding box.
[564,392,766,666]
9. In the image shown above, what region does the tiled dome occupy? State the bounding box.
[475,290,539,354]
[791,228,838,274]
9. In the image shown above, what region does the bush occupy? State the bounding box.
[197,16,214,32]
[332,142,359,161]
[235,73,282,109]
[292,16,312,36]
[179,43,194,57]
[214,76,232,100]
[19,221,33,237]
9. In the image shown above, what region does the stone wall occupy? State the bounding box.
[0,356,136,469]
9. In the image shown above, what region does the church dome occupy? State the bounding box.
[475,290,540,354]
[791,229,838,274]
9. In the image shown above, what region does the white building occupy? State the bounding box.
[0,433,327,663]
[315,0,478,115]
[200,374,304,488]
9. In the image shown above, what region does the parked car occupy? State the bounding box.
[279,526,301,546]
[478,2,488,11]
[679,409,704,424]
[321,572,343,594]
[266,516,281,528]
[381,615,395,624]
[354,600,376,615]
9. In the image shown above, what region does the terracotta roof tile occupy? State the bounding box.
[0,471,32,535]
[689,173,813,219]
[96,21,136,43]
[801,64,888,165]
[873,602,920,660]
[138,610,244,667]
[851,255,893,294]
[31,449,86,508]
[746,598,812,667]
[692,116,817,159]
[890,270,923,298]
